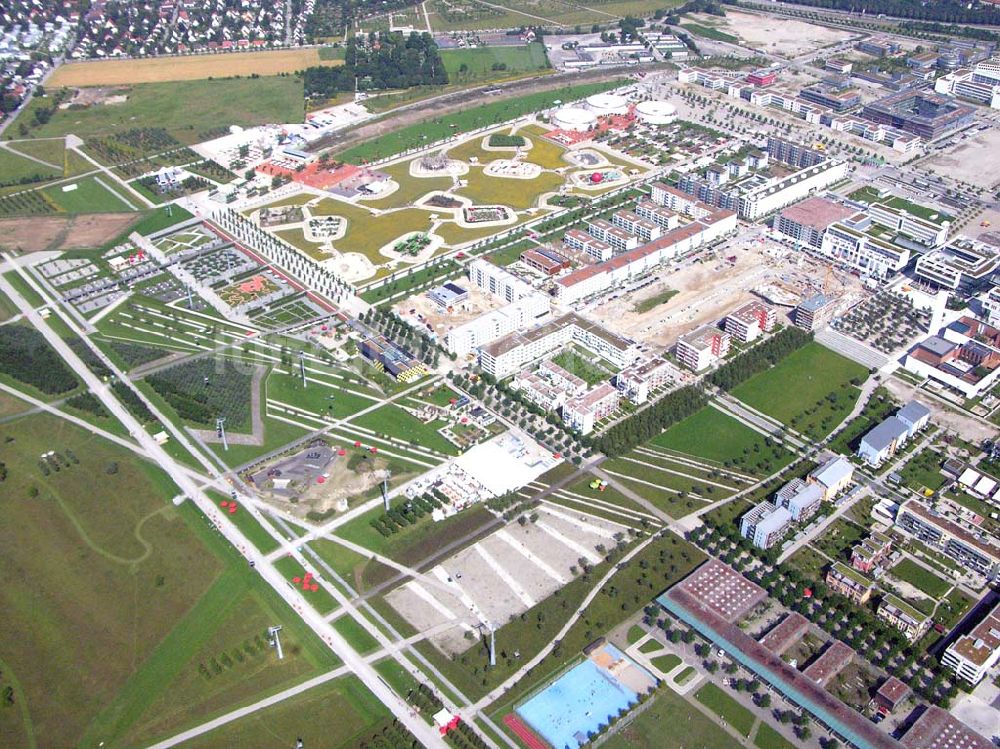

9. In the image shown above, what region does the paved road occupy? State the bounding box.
[0,258,452,749]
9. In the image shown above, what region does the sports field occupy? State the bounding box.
[50,48,343,87]
[441,43,549,84]
[11,77,305,144]
[42,174,135,213]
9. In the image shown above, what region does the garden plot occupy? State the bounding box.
[181,247,258,284]
[153,225,220,256]
[385,504,626,655]
[37,257,102,288]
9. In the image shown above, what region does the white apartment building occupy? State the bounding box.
[444,293,549,357]
[914,239,1000,294]
[675,325,731,371]
[564,228,613,262]
[724,300,776,343]
[982,286,1000,326]
[868,202,950,247]
[562,382,620,434]
[468,258,535,302]
[634,199,680,231]
[612,210,661,243]
[615,357,672,404]
[587,218,640,254]
[819,216,911,279]
[942,600,1000,684]
[478,313,640,378]
[738,160,849,220]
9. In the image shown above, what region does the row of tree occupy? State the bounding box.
[302,32,447,98]
[706,327,813,392]
[593,385,708,457]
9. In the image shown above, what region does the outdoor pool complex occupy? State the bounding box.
[516,645,641,748]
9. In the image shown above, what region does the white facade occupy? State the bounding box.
[445,293,550,357]
[819,219,910,279]
[738,159,848,220]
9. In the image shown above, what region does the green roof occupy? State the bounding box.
[830,562,874,589]
[880,593,928,623]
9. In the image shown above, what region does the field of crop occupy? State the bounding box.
[11,77,305,144]
[50,49,343,87]
[337,79,622,163]
[147,357,256,431]
[682,22,740,43]
[440,43,549,84]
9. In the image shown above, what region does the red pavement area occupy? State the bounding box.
[503,714,549,749]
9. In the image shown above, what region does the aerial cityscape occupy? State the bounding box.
[4,1,1000,748]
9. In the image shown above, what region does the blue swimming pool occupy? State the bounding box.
[516,653,637,749]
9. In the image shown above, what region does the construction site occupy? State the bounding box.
[586,238,862,348]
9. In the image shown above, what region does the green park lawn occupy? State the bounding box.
[337,80,623,163]
[351,402,459,455]
[754,722,797,749]
[176,675,391,749]
[602,687,742,749]
[363,159,453,210]
[891,558,952,598]
[0,145,61,185]
[731,342,866,437]
[682,22,740,43]
[651,405,794,473]
[0,414,337,749]
[11,77,305,144]
[456,167,565,210]
[695,682,756,738]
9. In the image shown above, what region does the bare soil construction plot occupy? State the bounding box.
[923,127,1000,189]
[588,243,858,348]
[0,213,138,252]
[386,504,626,655]
[394,286,502,341]
[704,10,856,57]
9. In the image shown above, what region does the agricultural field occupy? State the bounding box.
[731,342,867,438]
[50,48,344,87]
[146,357,257,431]
[10,77,306,145]
[440,43,549,84]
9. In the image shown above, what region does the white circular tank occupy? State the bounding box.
[551,106,597,132]
[585,92,629,116]
[635,99,677,125]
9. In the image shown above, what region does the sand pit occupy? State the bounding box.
[0,213,140,252]
[923,127,1000,189]
[707,11,856,57]
[483,159,542,180]
[321,250,375,283]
